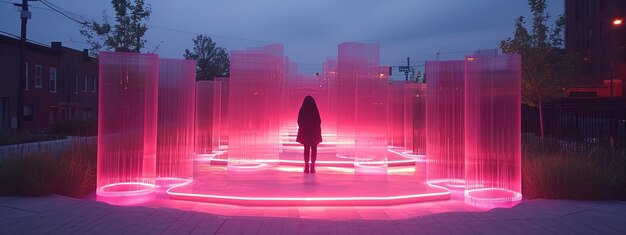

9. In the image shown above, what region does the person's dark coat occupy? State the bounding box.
[296,96,322,145]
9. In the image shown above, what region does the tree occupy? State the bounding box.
[500,0,578,139]
[184,35,230,81]
[80,0,151,55]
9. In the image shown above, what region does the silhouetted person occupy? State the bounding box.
[297,96,322,173]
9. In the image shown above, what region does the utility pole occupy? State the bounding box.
[405,57,410,81]
[15,0,33,130]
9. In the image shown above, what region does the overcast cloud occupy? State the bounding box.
[0,0,564,76]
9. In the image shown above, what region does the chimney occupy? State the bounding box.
[51,42,62,51]
[83,49,90,60]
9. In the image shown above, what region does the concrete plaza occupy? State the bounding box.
[1,195,625,234]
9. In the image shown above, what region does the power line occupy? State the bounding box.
[38,0,86,25]
[40,0,82,19]
[23,0,515,46]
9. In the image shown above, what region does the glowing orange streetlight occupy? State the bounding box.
[614,18,623,26]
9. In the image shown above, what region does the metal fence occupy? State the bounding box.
[522,98,626,153]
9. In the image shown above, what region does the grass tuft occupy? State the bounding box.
[523,140,626,200]
[0,139,96,198]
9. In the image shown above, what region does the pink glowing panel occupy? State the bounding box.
[211,81,222,151]
[464,53,522,208]
[388,81,406,147]
[195,81,222,154]
[322,57,338,136]
[336,42,380,160]
[97,51,158,199]
[228,45,283,167]
[425,61,465,187]
[344,42,388,172]
[215,77,229,149]
[404,83,427,155]
[157,58,196,186]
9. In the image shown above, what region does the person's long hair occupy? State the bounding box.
[298,95,321,126]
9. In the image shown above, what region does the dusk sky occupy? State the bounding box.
[0,0,563,76]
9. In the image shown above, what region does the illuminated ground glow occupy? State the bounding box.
[163,147,446,206]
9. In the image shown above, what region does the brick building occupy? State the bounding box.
[0,33,98,131]
[565,0,626,97]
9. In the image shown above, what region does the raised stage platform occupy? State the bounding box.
[167,147,449,206]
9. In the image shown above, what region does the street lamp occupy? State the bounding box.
[613,18,623,26]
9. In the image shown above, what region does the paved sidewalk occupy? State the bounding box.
[1,195,625,234]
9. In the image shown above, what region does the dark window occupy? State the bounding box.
[25,63,29,91]
[587,27,593,47]
[569,91,597,97]
[49,67,57,93]
[82,108,92,121]
[23,104,33,121]
[35,64,42,88]
[49,107,57,125]
[92,76,97,93]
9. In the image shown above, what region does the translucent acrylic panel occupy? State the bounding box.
[195,81,217,154]
[342,42,387,173]
[388,81,406,147]
[211,81,222,152]
[425,61,465,188]
[354,70,388,173]
[156,58,196,186]
[215,77,229,149]
[464,54,522,208]
[228,45,283,168]
[322,57,338,138]
[336,42,380,160]
[97,51,158,200]
[404,83,427,155]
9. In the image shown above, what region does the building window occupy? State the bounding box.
[83,75,88,92]
[75,73,79,94]
[600,22,605,44]
[35,64,42,88]
[49,67,57,93]
[49,107,57,125]
[587,27,593,47]
[92,76,96,93]
[82,108,92,121]
[25,63,29,91]
[23,104,33,121]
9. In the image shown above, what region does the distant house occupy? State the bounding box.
[0,33,98,131]
[565,0,626,97]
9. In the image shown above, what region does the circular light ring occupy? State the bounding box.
[464,188,522,208]
[97,182,156,197]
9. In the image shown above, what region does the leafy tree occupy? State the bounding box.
[500,0,578,138]
[184,35,230,81]
[80,0,151,55]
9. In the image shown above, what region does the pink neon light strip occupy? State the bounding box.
[166,182,451,202]
[97,182,156,197]
[206,147,419,165]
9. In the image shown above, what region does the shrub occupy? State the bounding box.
[523,139,626,200]
[0,139,97,198]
